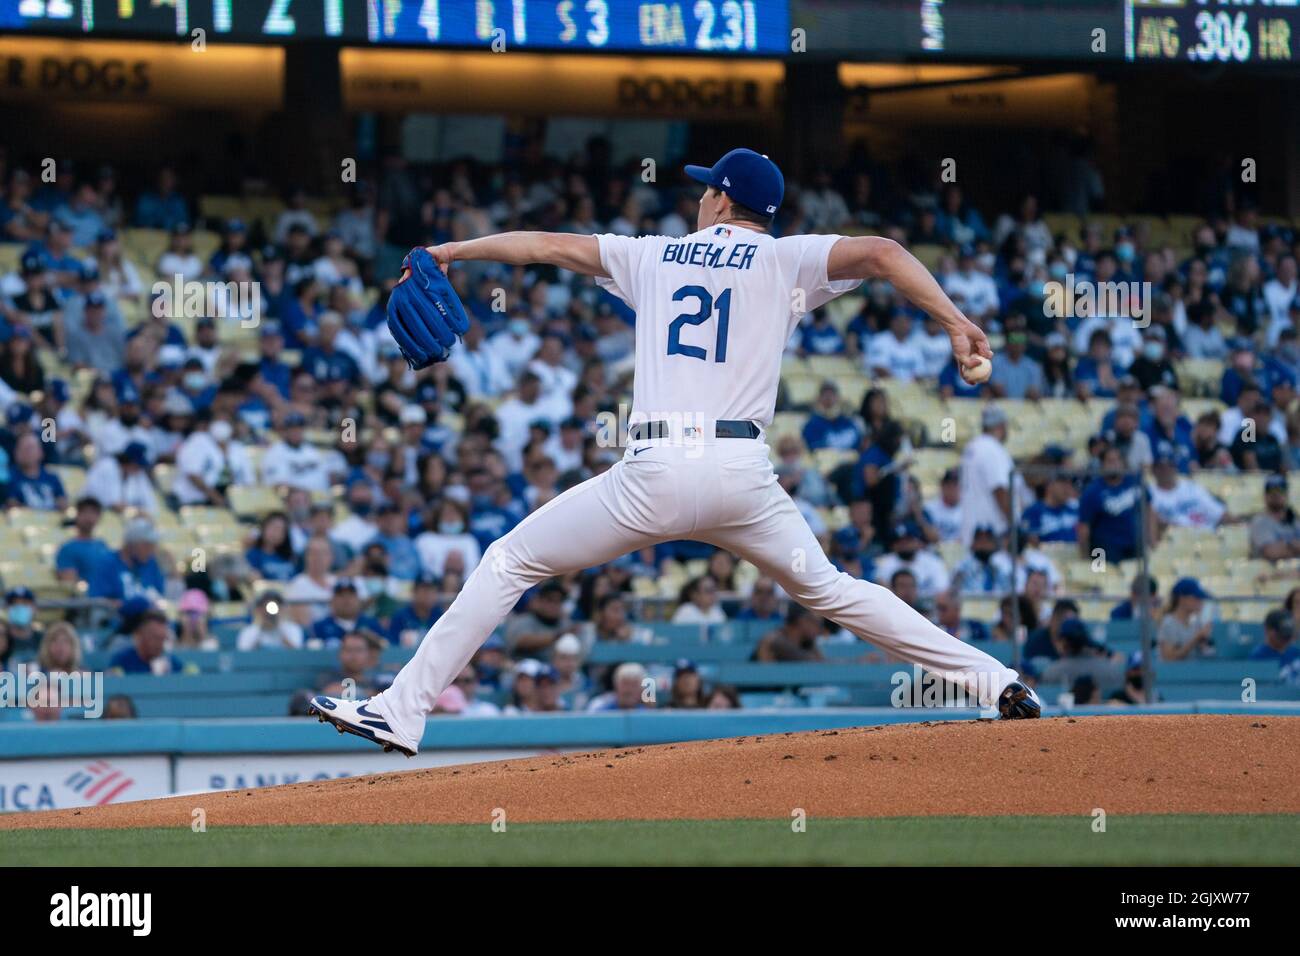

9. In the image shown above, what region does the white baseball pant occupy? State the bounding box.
[375,435,1020,750]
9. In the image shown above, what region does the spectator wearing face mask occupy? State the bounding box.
[952,526,1014,595]
[329,480,380,557]
[1107,651,1159,705]
[261,410,332,492]
[415,498,481,580]
[873,520,950,599]
[4,587,43,659]
[172,417,254,508]
[1128,327,1179,392]
[1078,445,1151,564]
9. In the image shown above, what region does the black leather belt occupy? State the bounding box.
[628,419,760,441]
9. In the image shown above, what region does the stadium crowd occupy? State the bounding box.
[1,135,1299,721]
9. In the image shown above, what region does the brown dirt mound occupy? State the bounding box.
[3,715,1296,830]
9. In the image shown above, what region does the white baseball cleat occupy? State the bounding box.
[307,695,418,757]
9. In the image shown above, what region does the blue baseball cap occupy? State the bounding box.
[891,520,923,543]
[684,148,784,219]
[121,441,150,467]
[115,379,140,404]
[1172,577,1210,600]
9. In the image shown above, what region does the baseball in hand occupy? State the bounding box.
[962,356,993,385]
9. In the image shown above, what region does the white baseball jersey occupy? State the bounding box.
[595,227,860,425]
[369,225,1026,751]
[1148,478,1226,529]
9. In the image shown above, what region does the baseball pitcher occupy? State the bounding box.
[310,148,1039,756]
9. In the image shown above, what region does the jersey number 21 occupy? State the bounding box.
[668,285,731,363]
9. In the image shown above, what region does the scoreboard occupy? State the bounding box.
[0,0,791,54]
[1125,0,1298,63]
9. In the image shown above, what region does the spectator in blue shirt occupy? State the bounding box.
[1075,329,1123,399]
[87,517,167,604]
[937,356,987,399]
[389,575,444,647]
[801,381,862,451]
[312,579,385,646]
[300,312,361,386]
[133,166,189,230]
[1110,574,1160,621]
[209,219,250,275]
[1021,472,1080,543]
[854,419,907,542]
[1078,445,1148,564]
[1144,386,1194,472]
[935,184,989,246]
[54,182,108,248]
[34,221,85,287]
[1220,337,1276,406]
[952,526,1014,595]
[1251,609,1300,667]
[373,502,421,581]
[256,321,293,400]
[55,496,114,584]
[735,576,783,623]
[799,310,846,356]
[3,432,66,511]
[108,610,183,676]
[933,590,991,642]
[245,511,299,582]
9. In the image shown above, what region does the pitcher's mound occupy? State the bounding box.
[4,714,1296,830]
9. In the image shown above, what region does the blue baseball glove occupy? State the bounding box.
[387,247,471,369]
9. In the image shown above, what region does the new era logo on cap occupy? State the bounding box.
[684,148,784,220]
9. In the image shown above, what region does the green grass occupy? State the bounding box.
[3,815,1298,865]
